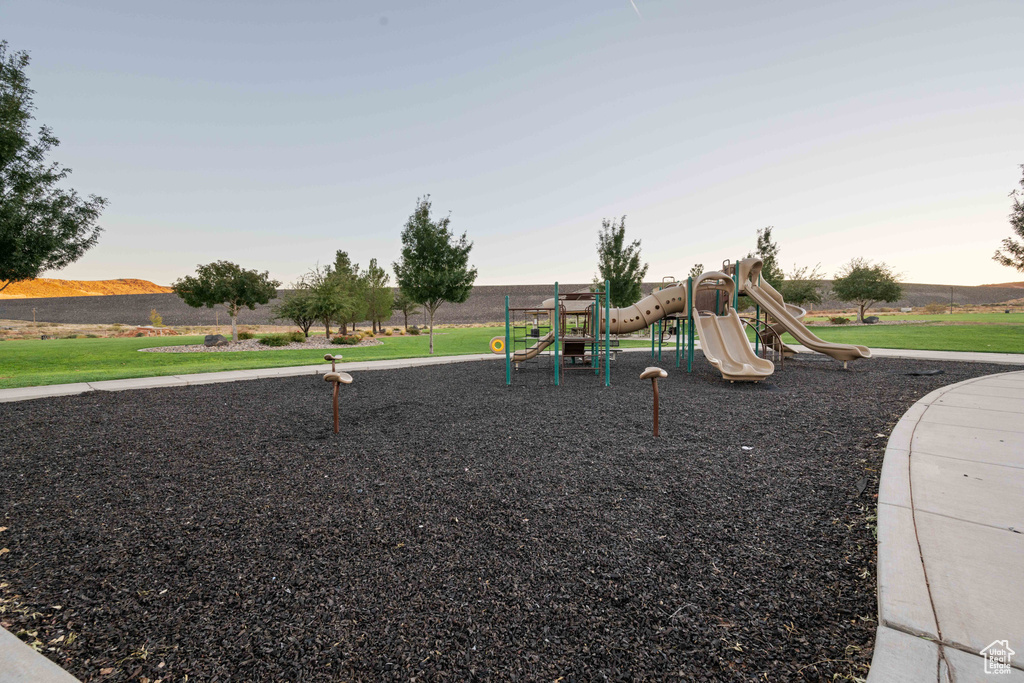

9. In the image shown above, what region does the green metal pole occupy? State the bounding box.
[554,282,559,386]
[676,316,681,367]
[734,257,740,310]
[604,279,610,387]
[687,276,694,372]
[593,295,600,376]
[650,316,655,357]
[504,295,511,385]
[657,319,663,361]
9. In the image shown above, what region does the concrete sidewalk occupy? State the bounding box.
[2,345,1023,404]
[869,371,1024,681]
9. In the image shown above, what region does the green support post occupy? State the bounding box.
[504,295,511,385]
[675,317,681,367]
[554,282,559,386]
[650,317,656,357]
[593,294,600,376]
[657,319,663,361]
[687,276,694,372]
[734,257,740,310]
[604,279,611,387]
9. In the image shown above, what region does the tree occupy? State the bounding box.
[596,216,648,307]
[779,263,825,307]
[688,263,704,279]
[363,258,393,333]
[0,41,106,292]
[273,279,317,338]
[330,250,367,335]
[993,164,1024,273]
[393,196,477,353]
[393,288,420,331]
[745,226,784,288]
[831,258,902,323]
[172,261,280,341]
[304,264,344,338]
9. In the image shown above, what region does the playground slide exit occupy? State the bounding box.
[736,258,871,364]
[690,271,774,381]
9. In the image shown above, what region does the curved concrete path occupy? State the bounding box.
[870,371,1024,681]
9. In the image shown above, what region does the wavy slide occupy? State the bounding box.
[737,258,871,364]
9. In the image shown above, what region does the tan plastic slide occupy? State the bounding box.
[736,258,871,364]
[511,330,556,362]
[690,272,774,381]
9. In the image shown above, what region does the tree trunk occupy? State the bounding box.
[858,304,865,323]
[429,308,435,354]
[230,311,239,342]
[403,311,408,331]
[324,319,331,338]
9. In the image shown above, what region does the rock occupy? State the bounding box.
[204,334,229,347]
[863,316,880,324]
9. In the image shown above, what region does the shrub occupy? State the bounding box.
[237,331,255,340]
[86,334,99,338]
[259,333,292,347]
[384,330,392,336]
[923,302,946,314]
[149,309,163,327]
[287,330,306,343]
[408,326,420,335]
[829,316,850,325]
[134,332,145,337]
[331,335,360,345]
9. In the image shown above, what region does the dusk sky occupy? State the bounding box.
[4,0,1023,286]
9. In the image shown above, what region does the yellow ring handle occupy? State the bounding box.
[489,336,505,354]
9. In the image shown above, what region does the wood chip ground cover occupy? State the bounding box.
[0,354,1016,681]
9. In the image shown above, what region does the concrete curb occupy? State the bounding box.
[869,370,1024,681]
[0,627,79,683]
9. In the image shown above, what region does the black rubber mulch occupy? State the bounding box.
[0,353,1017,681]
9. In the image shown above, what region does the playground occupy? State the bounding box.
[0,351,1013,681]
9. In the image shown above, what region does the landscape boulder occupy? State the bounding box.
[864,316,880,324]
[204,334,230,347]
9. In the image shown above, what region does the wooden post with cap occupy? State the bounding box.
[640,366,668,436]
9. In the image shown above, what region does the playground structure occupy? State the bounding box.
[492,257,871,383]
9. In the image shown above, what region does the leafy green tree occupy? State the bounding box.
[779,263,825,307]
[993,164,1024,273]
[363,258,393,333]
[688,263,704,279]
[305,264,345,338]
[172,261,280,341]
[831,258,902,322]
[330,250,368,334]
[273,279,317,338]
[596,216,649,307]
[745,226,784,288]
[393,288,420,331]
[0,41,106,292]
[393,196,477,353]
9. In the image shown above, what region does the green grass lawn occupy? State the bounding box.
[0,329,504,389]
[1,320,1021,390]
[804,312,1024,324]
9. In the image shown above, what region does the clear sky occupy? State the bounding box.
[4,0,1023,286]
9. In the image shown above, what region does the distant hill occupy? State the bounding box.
[980,281,1024,288]
[2,281,1023,327]
[0,278,172,299]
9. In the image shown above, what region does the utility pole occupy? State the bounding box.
[32,307,36,323]
[949,287,953,315]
